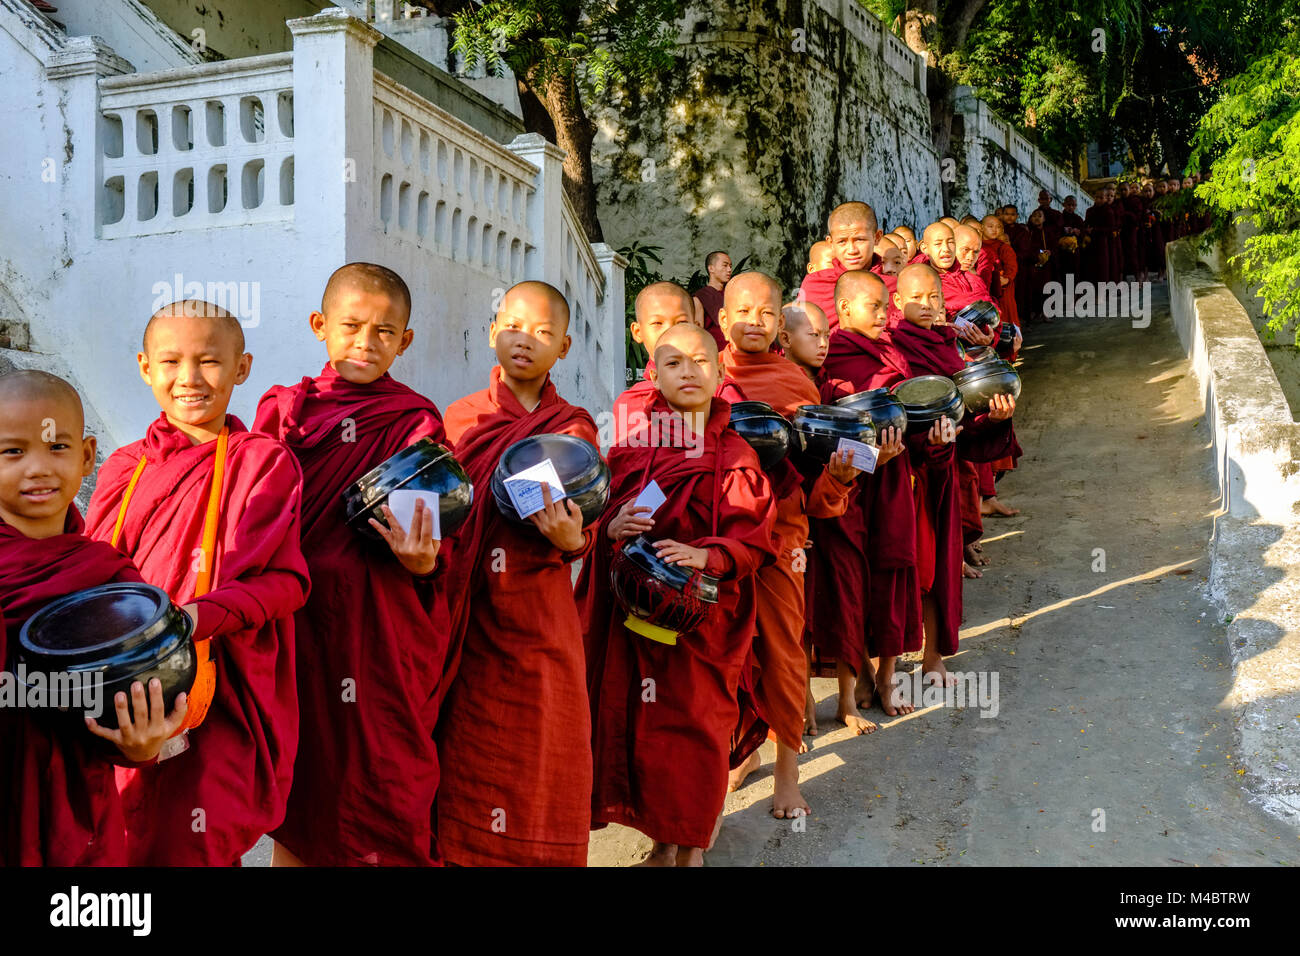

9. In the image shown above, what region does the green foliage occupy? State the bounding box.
[449,0,679,96]
[1190,31,1300,343]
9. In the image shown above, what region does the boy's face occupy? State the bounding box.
[0,395,95,535]
[807,243,834,273]
[719,280,782,353]
[138,315,251,440]
[1153,182,1166,196]
[707,254,733,285]
[781,310,830,368]
[877,244,904,275]
[954,231,982,272]
[650,338,720,414]
[921,224,957,270]
[828,217,877,272]
[894,273,944,329]
[311,287,413,384]
[1064,197,1078,213]
[838,284,889,340]
[490,286,571,385]
[894,232,916,259]
[630,289,694,356]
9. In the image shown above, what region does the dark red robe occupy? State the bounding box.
[818,329,924,659]
[692,286,728,351]
[253,365,449,866]
[85,413,309,865]
[436,367,597,866]
[937,263,996,320]
[580,396,776,847]
[798,262,846,327]
[0,509,142,866]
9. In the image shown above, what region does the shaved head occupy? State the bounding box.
[322,262,412,322]
[143,299,245,355]
[807,240,834,272]
[0,369,84,430]
[782,301,826,335]
[923,222,954,245]
[655,321,718,361]
[897,262,941,297]
[636,280,694,318]
[939,217,961,231]
[828,201,878,235]
[835,268,887,303]
[876,234,903,251]
[980,215,1004,238]
[894,226,915,240]
[723,271,783,312]
[954,224,982,245]
[501,280,570,330]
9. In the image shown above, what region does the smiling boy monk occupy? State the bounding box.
[436,280,597,866]
[0,371,187,866]
[85,301,309,866]
[718,273,856,817]
[799,201,882,323]
[253,263,448,867]
[580,323,777,866]
[888,266,1016,686]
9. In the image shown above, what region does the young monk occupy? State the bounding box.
[873,239,905,288]
[888,265,1017,685]
[84,301,310,866]
[799,201,882,322]
[807,240,834,274]
[692,251,732,351]
[814,270,920,718]
[580,322,777,866]
[0,371,187,866]
[436,280,596,866]
[779,301,830,377]
[980,215,1020,331]
[717,273,856,817]
[253,263,448,867]
[617,281,745,444]
[893,226,919,263]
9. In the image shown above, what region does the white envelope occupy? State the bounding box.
[502,457,568,519]
[632,479,667,516]
[387,489,441,540]
[837,437,879,474]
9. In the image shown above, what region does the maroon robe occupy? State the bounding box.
[579,396,776,847]
[692,286,728,351]
[253,365,449,866]
[937,263,997,320]
[436,367,598,866]
[85,413,309,865]
[0,509,142,866]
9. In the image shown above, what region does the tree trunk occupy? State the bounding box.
[523,66,605,244]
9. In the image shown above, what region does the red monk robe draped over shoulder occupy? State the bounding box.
[799,255,881,329]
[0,510,142,866]
[84,413,309,866]
[253,365,449,866]
[579,396,777,848]
[613,362,747,445]
[938,264,997,319]
[436,367,597,867]
[985,236,1020,329]
[818,329,925,660]
[719,347,850,750]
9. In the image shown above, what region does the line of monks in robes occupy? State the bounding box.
[3,188,1061,868]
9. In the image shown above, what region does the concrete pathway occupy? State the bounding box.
[588,284,1300,866]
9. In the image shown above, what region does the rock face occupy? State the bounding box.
[591,0,943,286]
[589,0,1088,287]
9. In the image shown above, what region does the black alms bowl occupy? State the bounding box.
[959,343,999,365]
[728,401,793,471]
[17,582,196,733]
[996,320,1018,357]
[834,388,908,436]
[893,375,966,434]
[950,359,1022,416]
[955,299,1000,330]
[791,404,876,465]
[490,433,610,528]
[343,438,474,540]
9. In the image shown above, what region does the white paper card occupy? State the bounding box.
[836,437,879,474]
[502,458,567,519]
[632,480,667,517]
[387,489,441,540]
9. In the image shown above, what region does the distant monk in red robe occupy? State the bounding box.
[1147,181,1167,280]
[807,240,834,274]
[981,215,1020,331]
[799,201,882,323]
[1035,189,1064,233]
[718,273,856,817]
[889,265,1016,686]
[580,322,777,866]
[1017,209,1055,324]
[85,301,310,866]
[1084,185,1116,283]
[819,271,918,718]
[254,263,449,867]
[0,371,187,866]
[691,251,732,351]
[437,280,597,867]
[616,281,745,445]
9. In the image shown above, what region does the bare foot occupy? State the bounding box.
[981,496,1020,517]
[962,560,983,579]
[804,685,819,737]
[676,846,705,867]
[836,698,878,735]
[964,542,990,566]
[727,749,761,792]
[922,654,958,688]
[854,657,878,708]
[636,842,678,866]
[771,744,810,819]
[875,675,915,716]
